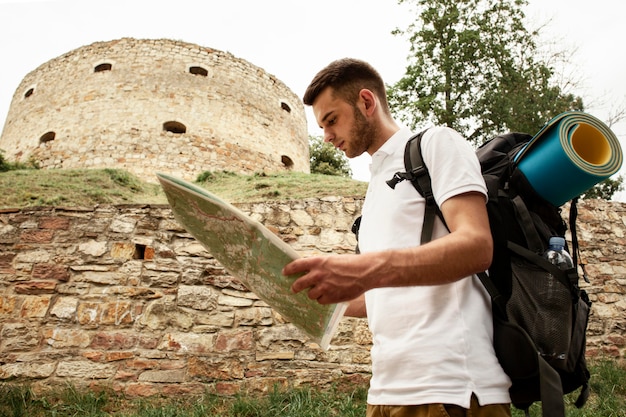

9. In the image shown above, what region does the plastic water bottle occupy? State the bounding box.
[543,236,574,269]
[539,236,574,363]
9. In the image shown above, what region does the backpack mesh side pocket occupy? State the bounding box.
[507,255,574,371]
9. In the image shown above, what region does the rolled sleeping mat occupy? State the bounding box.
[514,111,623,207]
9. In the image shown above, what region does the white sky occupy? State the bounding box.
[0,0,624,199]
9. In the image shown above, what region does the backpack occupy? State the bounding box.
[359,128,592,417]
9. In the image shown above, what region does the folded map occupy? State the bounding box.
[157,173,347,350]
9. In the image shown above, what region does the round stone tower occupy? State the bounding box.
[0,38,309,182]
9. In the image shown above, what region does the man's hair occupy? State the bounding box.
[303,58,390,111]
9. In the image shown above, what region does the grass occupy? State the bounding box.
[194,170,367,202]
[0,384,368,417]
[0,168,165,208]
[0,360,624,416]
[0,169,368,209]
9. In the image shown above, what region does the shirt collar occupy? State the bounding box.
[370,126,414,173]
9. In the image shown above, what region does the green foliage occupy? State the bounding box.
[3,366,626,417]
[388,0,584,144]
[196,170,237,183]
[581,175,624,201]
[224,385,367,417]
[104,168,145,192]
[0,383,113,417]
[0,169,165,209]
[0,169,366,209]
[309,135,352,177]
[0,150,37,172]
[194,171,367,202]
[511,359,626,416]
[0,151,7,172]
[2,366,626,417]
[0,383,368,416]
[0,384,34,417]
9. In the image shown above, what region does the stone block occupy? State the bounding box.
[104,351,135,362]
[188,356,245,380]
[98,301,134,325]
[20,229,54,243]
[90,331,138,350]
[31,263,70,281]
[0,362,56,379]
[177,285,217,311]
[218,294,254,307]
[43,328,91,348]
[49,297,79,320]
[78,240,108,256]
[1,322,40,351]
[0,295,17,317]
[124,383,161,397]
[55,361,117,379]
[20,295,52,318]
[234,307,273,326]
[255,351,295,361]
[0,253,16,273]
[111,242,136,259]
[157,332,215,355]
[39,217,70,230]
[14,280,57,294]
[138,369,186,383]
[77,271,125,285]
[215,330,254,352]
[109,218,137,234]
[139,300,193,331]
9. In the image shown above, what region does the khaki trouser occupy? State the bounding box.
[366,394,511,417]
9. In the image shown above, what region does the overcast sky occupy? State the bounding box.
[0,0,624,199]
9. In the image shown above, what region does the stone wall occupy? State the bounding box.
[0,197,624,397]
[0,38,309,183]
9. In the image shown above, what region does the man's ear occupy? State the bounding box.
[358,89,377,116]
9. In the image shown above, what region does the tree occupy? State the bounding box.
[388,0,623,200]
[581,176,624,201]
[309,135,352,177]
[388,0,584,144]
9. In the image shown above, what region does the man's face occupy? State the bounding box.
[312,88,377,158]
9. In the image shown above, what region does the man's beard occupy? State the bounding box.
[344,106,378,158]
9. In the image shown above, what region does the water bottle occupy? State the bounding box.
[539,236,574,363]
[543,236,574,269]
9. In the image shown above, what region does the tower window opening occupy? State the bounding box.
[281,155,294,169]
[163,121,187,134]
[39,131,56,144]
[94,63,112,72]
[24,88,34,98]
[189,66,208,76]
[280,101,292,113]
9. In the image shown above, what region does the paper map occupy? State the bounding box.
[157,173,346,350]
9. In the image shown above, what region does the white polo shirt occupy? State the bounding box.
[359,126,511,408]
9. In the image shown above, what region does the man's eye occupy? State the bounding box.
[328,117,336,126]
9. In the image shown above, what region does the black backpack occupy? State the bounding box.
[363,129,592,417]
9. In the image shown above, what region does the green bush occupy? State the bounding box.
[0,150,38,172]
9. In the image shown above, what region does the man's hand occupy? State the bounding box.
[284,254,372,305]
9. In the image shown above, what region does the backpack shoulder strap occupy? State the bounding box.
[386,129,445,244]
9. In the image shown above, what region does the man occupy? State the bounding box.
[283,58,511,416]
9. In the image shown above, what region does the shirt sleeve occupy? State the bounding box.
[420,126,487,207]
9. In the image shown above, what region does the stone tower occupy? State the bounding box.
[0,38,309,182]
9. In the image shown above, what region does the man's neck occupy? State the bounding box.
[368,119,401,155]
